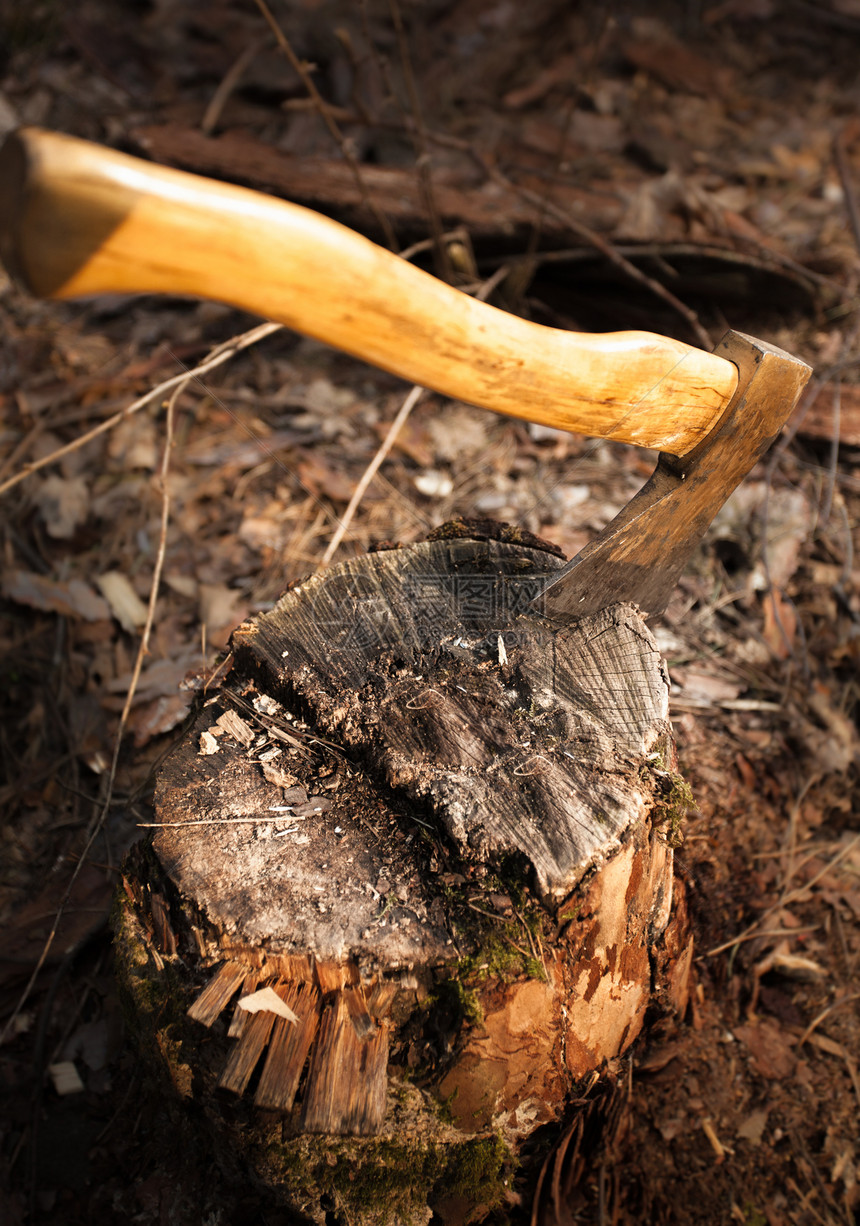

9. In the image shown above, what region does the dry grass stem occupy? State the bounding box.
[201,39,263,135]
[388,0,451,282]
[0,321,281,499]
[318,383,425,566]
[702,833,860,959]
[408,121,714,349]
[797,991,860,1049]
[0,357,184,1046]
[254,0,398,250]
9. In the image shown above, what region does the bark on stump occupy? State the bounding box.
[115,527,693,1225]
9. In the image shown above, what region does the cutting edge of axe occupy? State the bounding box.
[0,127,812,618]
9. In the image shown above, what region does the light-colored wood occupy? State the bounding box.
[1,127,738,456]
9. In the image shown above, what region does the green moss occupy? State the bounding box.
[111,885,197,1099]
[652,771,695,847]
[432,975,484,1028]
[451,916,547,993]
[640,745,696,848]
[331,1139,438,1214]
[743,1206,768,1226]
[259,1130,512,1224]
[448,1133,510,1200]
[557,901,581,925]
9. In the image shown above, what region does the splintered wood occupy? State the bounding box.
[301,994,388,1136]
[187,961,246,1026]
[188,962,385,1123]
[227,971,259,1039]
[122,532,687,1221]
[218,1007,275,1095]
[255,982,320,1111]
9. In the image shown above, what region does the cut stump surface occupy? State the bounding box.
[117,532,691,1225]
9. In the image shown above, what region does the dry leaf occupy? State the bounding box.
[427,407,488,462]
[675,668,742,703]
[261,760,299,789]
[737,1109,769,1144]
[762,588,797,659]
[296,454,358,502]
[198,582,246,642]
[734,1019,796,1079]
[711,484,811,590]
[107,415,158,469]
[414,470,453,498]
[2,570,111,621]
[766,951,827,980]
[803,684,859,775]
[33,473,91,538]
[107,654,201,702]
[125,693,193,747]
[97,570,149,632]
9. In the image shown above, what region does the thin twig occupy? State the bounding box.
[316,258,512,566]
[797,991,860,1049]
[319,383,425,566]
[819,379,841,529]
[253,0,398,250]
[137,817,302,828]
[701,833,860,959]
[387,0,452,282]
[0,418,45,485]
[782,773,820,890]
[0,322,281,499]
[0,359,182,1046]
[409,121,714,348]
[502,178,713,350]
[834,127,860,254]
[201,39,263,136]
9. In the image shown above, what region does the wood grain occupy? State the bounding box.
[0,127,738,456]
[187,961,247,1027]
[119,531,683,1196]
[254,982,321,1112]
[300,994,388,1136]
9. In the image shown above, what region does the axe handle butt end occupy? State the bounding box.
[0,127,739,455]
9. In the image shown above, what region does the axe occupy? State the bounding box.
[0,128,811,620]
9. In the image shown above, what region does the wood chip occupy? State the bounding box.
[49,1061,84,1096]
[95,570,149,631]
[199,729,219,755]
[238,985,299,1022]
[701,1116,729,1162]
[187,961,247,1026]
[214,709,255,746]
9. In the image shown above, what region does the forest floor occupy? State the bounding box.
[0,2,859,1224]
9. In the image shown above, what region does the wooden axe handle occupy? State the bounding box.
[0,128,738,456]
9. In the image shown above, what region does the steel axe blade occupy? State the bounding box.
[536,331,812,622]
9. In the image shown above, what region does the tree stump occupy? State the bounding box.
[116,525,693,1225]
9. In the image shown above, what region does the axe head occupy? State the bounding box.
[536,331,812,622]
